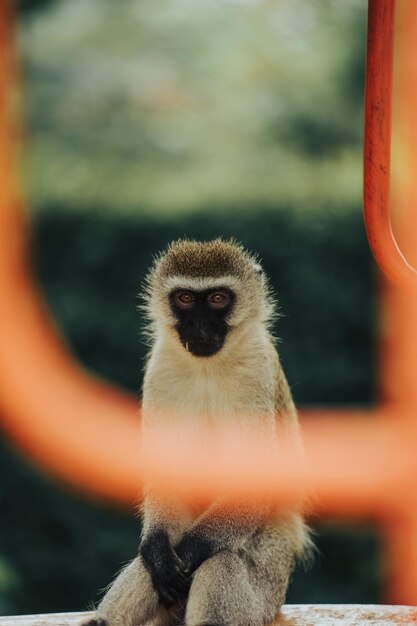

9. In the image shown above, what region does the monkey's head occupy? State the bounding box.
[143,239,274,357]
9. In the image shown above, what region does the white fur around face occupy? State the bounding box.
[164,275,241,293]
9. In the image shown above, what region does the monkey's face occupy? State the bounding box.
[144,239,275,350]
[169,287,235,357]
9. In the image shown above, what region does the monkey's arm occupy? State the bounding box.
[139,495,191,607]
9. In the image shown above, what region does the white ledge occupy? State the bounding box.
[1,606,417,626]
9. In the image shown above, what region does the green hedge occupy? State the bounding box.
[0,204,381,614]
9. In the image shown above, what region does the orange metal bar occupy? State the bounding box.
[374,0,417,603]
[364,0,417,293]
[137,411,417,520]
[0,2,141,505]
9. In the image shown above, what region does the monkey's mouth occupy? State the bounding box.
[183,338,223,357]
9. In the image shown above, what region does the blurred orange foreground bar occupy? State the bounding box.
[1,0,417,605]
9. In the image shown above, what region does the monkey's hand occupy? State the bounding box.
[175,531,215,577]
[140,530,190,608]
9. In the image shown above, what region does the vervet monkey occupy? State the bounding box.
[84,239,311,626]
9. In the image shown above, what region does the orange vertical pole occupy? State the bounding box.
[380,1,417,411]
[364,0,417,293]
[370,0,417,603]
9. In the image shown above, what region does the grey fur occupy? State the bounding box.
[83,240,311,626]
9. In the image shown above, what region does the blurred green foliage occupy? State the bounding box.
[18,0,366,214]
[16,0,57,14]
[0,0,384,616]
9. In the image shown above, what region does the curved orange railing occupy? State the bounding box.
[364,0,417,292]
[0,2,141,505]
[2,0,417,603]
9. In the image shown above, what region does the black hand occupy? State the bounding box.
[175,531,215,576]
[140,530,190,607]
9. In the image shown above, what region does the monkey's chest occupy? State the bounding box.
[143,370,275,518]
[144,364,274,435]
[147,370,236,415]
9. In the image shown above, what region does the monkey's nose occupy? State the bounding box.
[192,319,211,342]
[198,328,210,342]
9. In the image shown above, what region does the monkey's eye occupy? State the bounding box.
[208,291,230,309]
[174,291,195,308]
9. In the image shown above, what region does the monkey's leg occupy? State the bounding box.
[185,522,301,626]
[83,556,162,626]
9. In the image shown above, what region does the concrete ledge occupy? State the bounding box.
[1,606,417,626]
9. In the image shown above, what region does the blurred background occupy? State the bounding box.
[0,0,381,615]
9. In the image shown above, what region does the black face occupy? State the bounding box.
[169,288,235,357]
